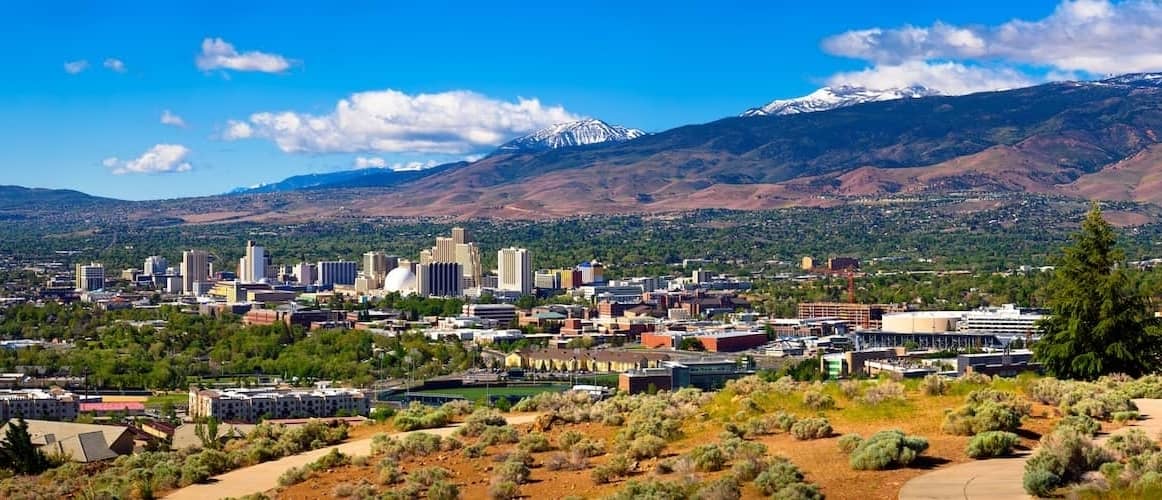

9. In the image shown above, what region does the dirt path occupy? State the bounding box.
[897,399,1162,500]
[164,413,540,500]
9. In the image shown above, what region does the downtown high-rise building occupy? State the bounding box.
[317,260,357,287]
[181,250,210,295]
[362,251,397,280]
[75,262,105,292]
[498,247,532,295]
[416,262,462,297]
[143,256,167,276]
[292,262,316,286]
[238,240,268,283]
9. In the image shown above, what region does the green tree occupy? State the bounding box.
[679,337,705,352]
[1034,204,1162,380]
[195,417,222,450]
[0,418,50,474]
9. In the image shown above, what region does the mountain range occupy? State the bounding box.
[11,74,1162,222]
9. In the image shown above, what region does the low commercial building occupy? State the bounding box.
[188,387,371,423]
[463,304,518,327]
[619,357,756,394]
[956,350,1038,377]
[504,349,671,373]
[798,302,907,330]
[820,348,904,379]
[641,331,767,352]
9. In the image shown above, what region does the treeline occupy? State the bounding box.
[0,305,474,389]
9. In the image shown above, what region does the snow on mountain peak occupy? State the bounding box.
[741,85,943,117]
[496,119,646,152]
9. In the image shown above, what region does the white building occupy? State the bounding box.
[239,240,267,283]
[958,304,1045,336]
[143,256,167,277]
[498,247,532,295]
[74,263,105,292]
[188,387,370,422]
[292,262,316,286]
[0,389,79,421]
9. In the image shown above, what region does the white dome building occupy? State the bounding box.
[383,267,416,295]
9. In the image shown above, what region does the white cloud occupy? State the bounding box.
[224,120,253,139]
[353,156,440,171]
[226,89,579,154]
[353,156,387,168]
[827,61,1039,95]
[196,37,292,73]
[103,144,193,175]
[103,58,126,73]
[160,110,186,128]
[63,60,88,74]
[822,0,1162,74]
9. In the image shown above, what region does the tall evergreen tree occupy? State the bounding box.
[0,417,50,474]
[1034,204,1162,380]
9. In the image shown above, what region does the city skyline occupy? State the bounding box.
[6,0,1153,200]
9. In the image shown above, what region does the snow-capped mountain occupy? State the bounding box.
[1098,72,1162,88]
[741,85,943,117]
[496,119,646,153]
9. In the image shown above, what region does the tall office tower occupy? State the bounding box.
[180,250,210,295]
[434,236,456,263]
[398,259,415,273]
[363,251,391,280]
[75,263,105,292]
[419,249,434,265]
[578,260,605,285]
[454,243,482,288]
[384,255,400,273]
[498,247,533,295]
[143,256,168,276]
[292,262,316,285]
[316,261,358,287]
[416,262,463,297]
[451,227,472,245]
[239,240,267,283]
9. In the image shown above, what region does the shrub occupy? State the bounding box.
[1114,411,1141,424]
[456,409,508,437]
[721,437,767,461]
[965,431,1019,459]
[312,448,350,470]
[402,432,443,456]
[731,456,766,482]
[802,391,836,410]
[837,434,863,454]
[687,444,728,472]
[479,425,520,446]
[859,382,906,405]
[463,443,487,458]
[849,430,929,470]
[1023,425,1111,492]
[773,482,824,500]
[488,480,520,500]
[393,403,452,431]
[494,459,531,485]
[332,482,356,497]
[428,480,460,500]
[1027,378,1069,405]
[277,465,309,486]
[592,454,634,484]
[1107,429,1159,460]
[627,435,667,460]
[519,432,552,453]
[743,416,774,438]
[754,458,805,495]
[377,459,403,485]
[1023,468,1061,497]
[922,374,949,396]
[942,390,1029,436]
[571,438,606,458]
[1058,415,1101,436]
[545,450,590,471]
[608,479,694,500]
[408,467,452,487]
[773,412,799,432]
[558,430,585,450]
[839,380,862,399]
[695,476,741,500]
[790,418,832,440]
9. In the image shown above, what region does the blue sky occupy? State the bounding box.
[2,0,1156,200]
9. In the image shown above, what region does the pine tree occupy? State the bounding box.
[0,417,50,474]
[1033,204,1162,380]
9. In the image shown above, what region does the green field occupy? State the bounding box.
[414,384,569,399]
[145,393,189,409]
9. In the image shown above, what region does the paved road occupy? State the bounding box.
[898,399,1162,500]
[165,413,540,500]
